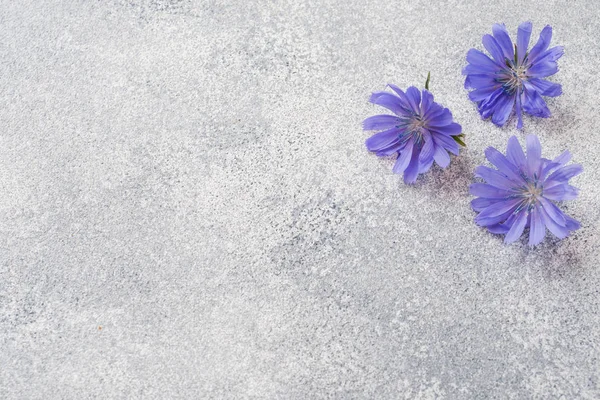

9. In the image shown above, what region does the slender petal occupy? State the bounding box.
[491,94,515,126]
[526,135,542,178]
[526,78,562,97]
[387,84,413,109]
[403,144,421,184]
[504,211,528,244]
[432,133,460,155]
[405,86,422,113]
[471,197,502,212]
[516,21,532,63]
[369,92,408,115]
[492,23,514,60]
[433,143,451,168]
[474,166,518,189]
[527,25,552,62]
[419,131,435,165]
[485,147,525,183]
[363,115,401,130]
[543,184,580,201]
[482,34,505,65]
[466,48,498,71]
[522,88,551,118]
[476,198,522,220]
[539,205,569,239]
[528,204,546,246]
[392,139,414,174]
[546,164,583,183]
[365,128,401,151]
[506,135,527,171]
[564,215,581,231]
[428,122,461,136]
[469,183,512,199]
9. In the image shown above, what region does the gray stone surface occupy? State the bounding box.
[1,0,599,398]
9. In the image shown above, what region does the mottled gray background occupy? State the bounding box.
[1,0,599,398]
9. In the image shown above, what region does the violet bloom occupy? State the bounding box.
[364,81,464,184]
[470,135,581,246]
[464,22,563,128]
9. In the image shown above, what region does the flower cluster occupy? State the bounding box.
[364,84,464,184]
[463,22,563,128]
[470,135,581,245]
[363,23,582,246]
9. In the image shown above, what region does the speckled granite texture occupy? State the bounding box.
[1,0,599,398]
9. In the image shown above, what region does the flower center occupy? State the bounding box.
[521,181,543,205]
[398,114,428,146]
[499,64,528,94]
[408,115,427,131]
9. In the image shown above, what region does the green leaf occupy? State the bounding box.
[513,44,518,65]
[425,71,431,91]
[452,134,466,147]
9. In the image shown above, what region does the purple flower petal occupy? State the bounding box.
[491,94,515,126]
[363,115,401,130]
[564,215,581,231]
[464,74,498,90]
[506,136,527,171]
[419,131,435,165]
[488,224,511,234]
[528,204,546,246]
[527,60,559,78]
[469,86,500,102]
[369,92,410,116]
[420,89,434,114]
[476,198,522,221]
[428,109,453,127]
[387,84,413,109]
[376,141,404,157]
[466,49,498,71]
[484,147,525,183]
[522,88,551,118]
[403,144,421,184]
[516,21,533,63]
[546,164,583,183]
[433,143,451,168]
[492,23,515,60]
[432,133,460,156]
[471,197,501,212]
[526,78,562,97]
[428,122,462,136]
[365,128,402,151]
[405,86,422,113]
[538,197,566,227]
[543,184,580,201]
[527,25,552,62]
[539,205,569,239]
[504,210,528,244]
[482,34,505,65]
[526,135,542,178]
[392,139,414,174]
[476,206,520,227]
[475,165,518,189]
[469,183,511,199]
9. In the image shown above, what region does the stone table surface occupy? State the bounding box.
[1,0,600,398]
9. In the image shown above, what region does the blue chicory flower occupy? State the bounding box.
[364,83,464,184]
[470,135,582,246]
[463,22,563,128]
